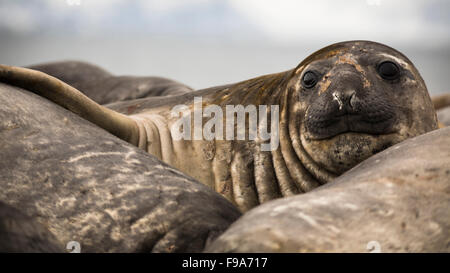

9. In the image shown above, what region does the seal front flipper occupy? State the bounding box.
[0,64,140,146]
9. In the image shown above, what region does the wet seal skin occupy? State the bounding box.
[205,127,450,253]
[0,201,63,253]
[0,41,438,212]
[0,83,241,252]
[28,60,193,104]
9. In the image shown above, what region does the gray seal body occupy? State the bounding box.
[0,83,241,252]
[0,201,63,253]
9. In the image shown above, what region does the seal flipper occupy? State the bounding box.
[0,64,140,146]
[431,93,450,128]
[432,93,450,110]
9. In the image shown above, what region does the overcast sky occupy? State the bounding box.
[1,0,449,46]
[0,0,449,92]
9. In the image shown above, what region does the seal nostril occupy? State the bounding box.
[349,92,357,109]
[332,92,344,110]
[333,90,357,111]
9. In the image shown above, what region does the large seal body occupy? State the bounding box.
[0,41,438,211]
[0,83,240,252]
[205,127,450,252]
[0,201,63,253]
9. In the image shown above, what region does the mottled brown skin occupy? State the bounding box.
[0,41,438,212]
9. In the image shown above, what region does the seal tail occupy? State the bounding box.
[0,64,140,146]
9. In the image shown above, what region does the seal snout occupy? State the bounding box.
[305,70,396,140]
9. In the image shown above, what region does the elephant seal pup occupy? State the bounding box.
[0,41,438,211]
[0,83,241,252]
[205,127,450,253]
[0,201,63,253]
[28,61,193,104]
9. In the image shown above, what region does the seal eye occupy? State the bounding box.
[302,71,318,88]
[377,61,400,80]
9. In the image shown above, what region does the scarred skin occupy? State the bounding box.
[0,41,438,211]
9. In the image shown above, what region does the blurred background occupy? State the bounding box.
[0,0,449,94]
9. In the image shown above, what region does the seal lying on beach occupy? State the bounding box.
[0,83,240,252]
[0,41,438,211]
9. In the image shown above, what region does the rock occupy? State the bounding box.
[0,83,241,252]
[206,127,450,253]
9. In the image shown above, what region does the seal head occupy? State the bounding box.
[288,41,437,174]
